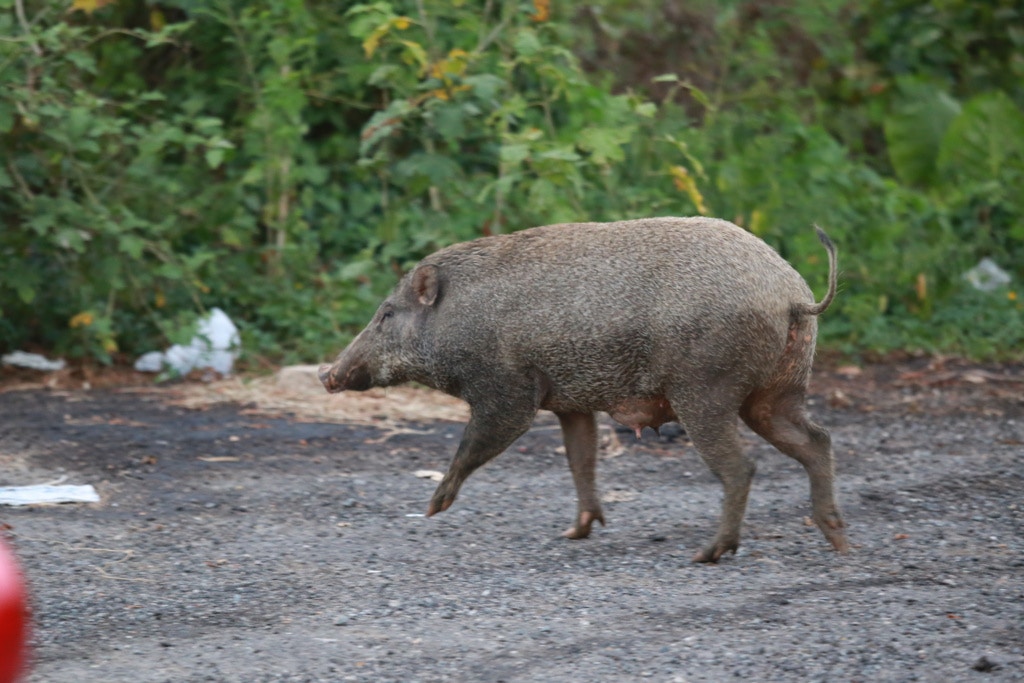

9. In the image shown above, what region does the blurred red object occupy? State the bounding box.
[0,537,27,683]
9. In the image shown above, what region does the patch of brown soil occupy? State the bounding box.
[811,355,1024,418]
[166,366,470,426]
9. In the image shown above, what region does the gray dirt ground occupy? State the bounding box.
[1,358,1022,682]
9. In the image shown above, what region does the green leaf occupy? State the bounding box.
[513,29,542,57]
[17,284,34,304]
[220,226,245,247]
[194,117,223,132]
[910,26,942,49]
[431,103,466,142]
[883,82,961,187]
[577,126,632,165]
[303,163,329,186]
[686,85,713,111]
[475,173,518,203]
[338,259,375,280]
[463,74,504,101]
[536,147,580,162]
[118,234,145,258]
[394,153,461,187]
[0,101,13,133]
[527,178,557,211]
[205,148,225,168]
[155,262,184,280]
[399,40,428,73]
[345,2,396,39]
[28,213,55,236]
[67,106,95,139]
[368,64,400,86]
[937,91,1024,184]
[499,143,530,166]
[65,49,97,73]
[634,102,657,118]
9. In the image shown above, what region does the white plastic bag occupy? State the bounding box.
[963,258,1011,292]
[134,307,240,375]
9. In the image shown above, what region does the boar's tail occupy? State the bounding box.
[791,225,837,318]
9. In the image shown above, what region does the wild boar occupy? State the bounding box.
[320,217,848,562]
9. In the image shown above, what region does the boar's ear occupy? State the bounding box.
[411,264,440,307]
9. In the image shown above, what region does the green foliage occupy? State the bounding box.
[0,6,220,361]
[856,0,1024,101]
[938,92,1024,186]
[1,0,1022,365]
[883,81,961,187]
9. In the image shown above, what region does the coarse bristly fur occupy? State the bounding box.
[320,216,848,562]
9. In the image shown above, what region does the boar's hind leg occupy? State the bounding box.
[426,402,536,518]
[741,391,849,554]
[673,399,756,563]
[555,412,605,539]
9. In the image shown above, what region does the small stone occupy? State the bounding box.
[972,656,1000,672]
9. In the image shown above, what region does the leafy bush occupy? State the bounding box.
[1,0,1021,366]
[0,5,222,361]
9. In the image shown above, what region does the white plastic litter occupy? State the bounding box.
[0,484,100,506]
[963,258,1012,292]
[133,351,165,373]
[134,307,240,375]
[1,351,66,372]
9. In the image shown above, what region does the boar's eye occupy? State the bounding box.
[380,309,394,322]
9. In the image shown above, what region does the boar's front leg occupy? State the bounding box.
[556,411,605,539]
[427,399,536,518]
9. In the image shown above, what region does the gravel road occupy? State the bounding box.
[1,360,1022,682]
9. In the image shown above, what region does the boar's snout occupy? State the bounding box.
[318,360,373,393]
[317,364,339,393]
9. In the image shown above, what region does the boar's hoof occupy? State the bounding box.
[692,539,739,564]
[815,509,847,552]
[817,513,850,553]
[562,510,605,539]
[830,536,851,554]
[426,488,457,517]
